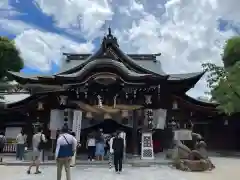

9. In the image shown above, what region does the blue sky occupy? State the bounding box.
[0,0,240,98]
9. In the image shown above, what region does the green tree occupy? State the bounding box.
[202,36,240,114]
[0,36,24,99]
[222,36,240,68]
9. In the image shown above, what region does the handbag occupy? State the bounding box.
[37,134,45,150]
[57,135,74,158]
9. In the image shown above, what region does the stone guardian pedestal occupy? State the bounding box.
[141,131,154,160]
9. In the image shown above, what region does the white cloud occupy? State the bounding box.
[34,0,113,39]
[0,19,35,34]
[14,29,95,72]
[1,0,240,99]
[217,0,240,22]
[0,0,24,17]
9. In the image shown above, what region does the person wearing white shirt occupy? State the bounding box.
[16,130,27,160]
[86,134,96,161]
[27,127,47,174]
[119,131,126,161]
[108,133,115,169]
[55,127,77,180]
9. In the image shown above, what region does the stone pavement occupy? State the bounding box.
[0,153,171,166]
[0,165,196,180]
[1,157,240,180]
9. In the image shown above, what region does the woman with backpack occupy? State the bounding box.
[27,127,47,174]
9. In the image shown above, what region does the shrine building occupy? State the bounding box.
[0,28,222,156]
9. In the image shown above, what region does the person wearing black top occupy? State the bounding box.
[112,132,124,173]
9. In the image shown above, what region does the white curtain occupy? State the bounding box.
[153,108,167,129]
[72,110,82,142]
[174,129,192,141]
[50,109,64,130]
[67,109,73,129]
[5,127,21,139]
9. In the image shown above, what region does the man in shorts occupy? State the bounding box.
[27,127,47,174]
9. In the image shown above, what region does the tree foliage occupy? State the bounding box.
[0,36,24,79]
[0,36,24,99]
[202,36,240,115]
[222,36,240,68]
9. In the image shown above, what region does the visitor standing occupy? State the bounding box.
[86,134,96,161]
[0,132,6,162]
[119,130,126,161]
[112,132,124,173]
[95,131,105,161]
[16,129,27,160]
[56,126,77,180]
[108,133,115,169]
[27,127,47,174]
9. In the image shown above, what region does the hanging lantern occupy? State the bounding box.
[104,113,111,119]
[86,112,93,119]
[145,95,152,104]
[59,96,67,105]
[97,95,103,108]
[37,102,44,110]
[113,94,118,108]
[224,119,228,126]
[121,110,129,118]
[172,100,178,109]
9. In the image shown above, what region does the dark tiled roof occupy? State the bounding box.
[57,58,152,78]
[59,59,165,76]
[168,72,204,80]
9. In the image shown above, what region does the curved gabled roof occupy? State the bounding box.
[7,28,204,89]
[173,94,218,113]
[55,58,162,83]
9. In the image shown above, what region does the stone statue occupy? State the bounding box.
[168,133,215,172]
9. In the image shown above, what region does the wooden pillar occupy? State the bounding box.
[131,110,139,156]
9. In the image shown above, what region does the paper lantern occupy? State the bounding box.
[224,119,228,126]
[59,96,67,105]
[121,110,129,118]
[172,101,178,109]
[86,112,93,119]
[145,95,152,104]
[37,102,43,110]
[104,113,112,119]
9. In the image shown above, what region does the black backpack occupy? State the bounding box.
[37,134,45,150]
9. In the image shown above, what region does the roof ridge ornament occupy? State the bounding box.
[108,27,112,36]
[102,27,119,48]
